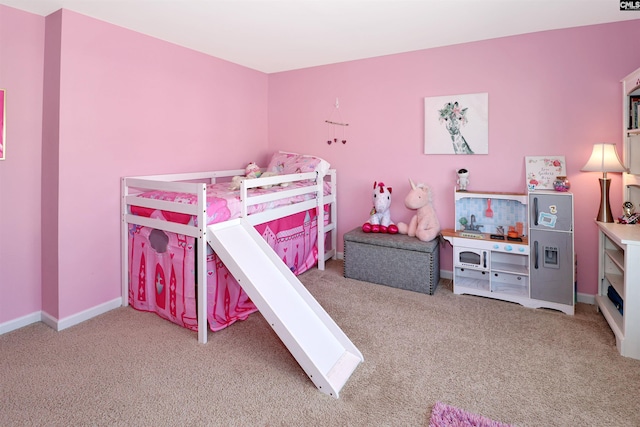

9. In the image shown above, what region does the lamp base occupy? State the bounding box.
[596,177,615,223]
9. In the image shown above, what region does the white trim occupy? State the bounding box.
[0,311,41,335]
[439,269,453,281]
[1,298,123,336]
[55,298,122,331]
[0,284,597,337]
[577,292,595,305]
[40,310,58,329]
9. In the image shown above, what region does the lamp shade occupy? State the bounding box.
[581,143,626,173]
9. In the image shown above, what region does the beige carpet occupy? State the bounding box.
[2,260,640,426]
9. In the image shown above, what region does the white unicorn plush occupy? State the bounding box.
[362,181,398,234]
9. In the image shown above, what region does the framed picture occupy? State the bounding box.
[0,89,5,160]
[525,156,566,191]
[424,92,488,155]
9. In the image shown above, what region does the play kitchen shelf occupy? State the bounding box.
[442,190,574,315]
[441,228,530,297]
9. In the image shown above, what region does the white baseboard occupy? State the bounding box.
[55,298,123,331]
[40,310,58,330]
[0,297,123,336]
[0,311,42,335]
[439,269,453,280]
[2,274,596,337]
[576,292,595,305]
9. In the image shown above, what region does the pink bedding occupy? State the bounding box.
[127,181,330,332]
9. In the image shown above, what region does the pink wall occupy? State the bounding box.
[0,6,44,323]
[52,10,269,319]
[268,20,640,296]
[0,6,269,325]
[1,3,639,328]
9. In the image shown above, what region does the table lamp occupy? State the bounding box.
[581,143,627,222]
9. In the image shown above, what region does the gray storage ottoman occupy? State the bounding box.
[343,227,440,295]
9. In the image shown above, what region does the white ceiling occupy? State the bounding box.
[1,0,638,73]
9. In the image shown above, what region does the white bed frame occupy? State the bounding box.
[121,168,337,343]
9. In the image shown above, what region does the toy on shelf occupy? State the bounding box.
[619,201,640,224]
[459,217,468,230]
[397,179,441,242]
[457,168,469,191]
[362,181,398,234]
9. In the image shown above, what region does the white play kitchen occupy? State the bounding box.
[442,189,575,315]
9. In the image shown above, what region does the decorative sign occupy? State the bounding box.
[525,156,566,191]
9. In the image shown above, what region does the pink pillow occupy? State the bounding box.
[266,151,329,175]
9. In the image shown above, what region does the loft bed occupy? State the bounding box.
[121,152,337,343]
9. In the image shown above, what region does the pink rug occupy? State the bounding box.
[429,401,512,427]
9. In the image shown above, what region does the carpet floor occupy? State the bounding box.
[429,401,512,427]
[2,260,640,426]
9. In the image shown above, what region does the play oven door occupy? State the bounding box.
[454,246,489,271]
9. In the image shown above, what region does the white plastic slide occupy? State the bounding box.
[206,218,363,398]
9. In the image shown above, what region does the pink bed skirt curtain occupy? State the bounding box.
[128,208,327,331]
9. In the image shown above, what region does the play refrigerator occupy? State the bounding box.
[528,191,574,307]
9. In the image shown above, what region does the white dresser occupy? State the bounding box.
[595,221,640,359]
